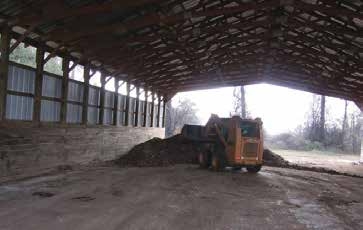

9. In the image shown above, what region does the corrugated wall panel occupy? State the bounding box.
[129,97,136,125]
[7,64,35,93]
[103,108,113,125]
[5,95,33,120]
[104,91,114,108]
[68,81,84,102]
[42,74,62,98]
[88,87,100,106]
[88,107,99,124]
[40,100,60,122]
[66,103,82,123]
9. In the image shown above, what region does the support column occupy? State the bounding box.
[82,64,90,125]
[162,97,166,128]
[0,26,10,120]
[99,73,106,125]
[360,111,363,163]
[150,92,155,127]
[113,79,119,126]
[60,57,69,123]
[156,95,161,127]
[143,89,148,127]
[134,87,140,127]
[124,82,130,126]
[33,45,45,123]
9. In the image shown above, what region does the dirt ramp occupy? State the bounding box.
[263,149,289,167]
[116,135,200,167]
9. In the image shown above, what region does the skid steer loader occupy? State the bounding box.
[181,114,263,173]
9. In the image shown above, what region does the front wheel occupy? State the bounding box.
[246,165,262,173]
[211,153,225,171]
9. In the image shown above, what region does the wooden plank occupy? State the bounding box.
[33,45,45,123]
[99,73,106,125]
[124,82,130,126]
[82,64,90,125]
[113,79,119,126]
[0,26,10,120]
[60,57,69,123]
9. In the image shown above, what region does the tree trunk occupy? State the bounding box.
[319,95,326,143]
[240,86,246,119]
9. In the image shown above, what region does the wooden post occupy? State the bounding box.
[33,45,45,123]
[124,82,130,126]
[150,92,155,127]
[359,111,363,163]
[135,87,140,126]
[82,64,90,125]
[0,26,10,120]
[162,97,166,128]
[99,73,106,125]
[113,79,119,126]
[156,95,161,127]
[60,57,69,123]
[143,89,148,127]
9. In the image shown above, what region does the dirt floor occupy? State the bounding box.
[273,149,363,176]
[1,165,363,230]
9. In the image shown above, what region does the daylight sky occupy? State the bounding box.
[173,83,360,135]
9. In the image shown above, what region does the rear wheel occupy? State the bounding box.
[246,165,262,173]
[211,153,225,171]
[198,152,209,169]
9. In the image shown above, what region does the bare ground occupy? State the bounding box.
[273,149,363,176]
[1,165,363,230]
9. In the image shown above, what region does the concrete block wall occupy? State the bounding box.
[0,122,164,181]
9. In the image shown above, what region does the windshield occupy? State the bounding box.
[240,121,260,138]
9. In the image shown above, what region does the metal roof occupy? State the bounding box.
[0,0,362,104]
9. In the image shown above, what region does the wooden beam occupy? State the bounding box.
[113,79,119,126]
[124,82,131,126]
[60,57,69,123]
[162,97,166,128]
[33,45,45,123]
[143,88,148,127]
[0,25,10,120]
[156,94,161,127]
[9,25,37,54]
[134,86,140,127]
[150,92,155,127]
[99,73,106,124]
[82,64,90,125]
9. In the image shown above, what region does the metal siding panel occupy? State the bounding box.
[87,106,99,124]
[7,64,35,93]
[66,103,82,123]
[67,81,84,102]
[104,91,114,108]
[40,100,60,122]
[42,74,62,98]
[88,87,100,106]
[5,94,33,120]
[103,108,113,125]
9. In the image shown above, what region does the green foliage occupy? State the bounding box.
[8,40,63,75]
[9,42,36,68]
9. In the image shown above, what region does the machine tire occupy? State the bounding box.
[246,165,262,173]
[198,152,209,168]
[211,153,225,171]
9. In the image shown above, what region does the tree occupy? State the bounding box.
[165,98,200,137]
[319,95,326,142]
[231,86,247,118]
